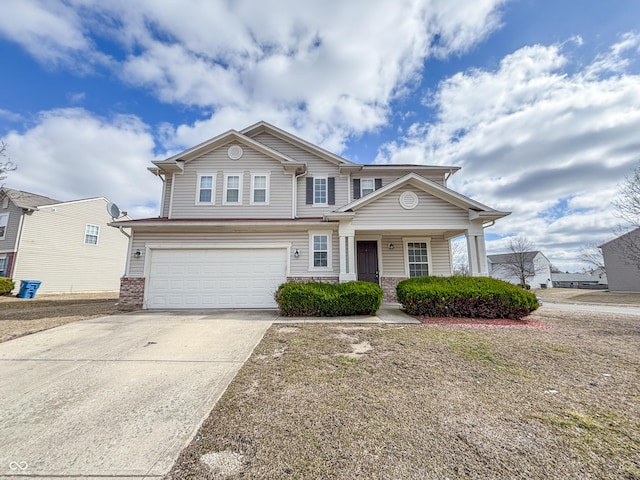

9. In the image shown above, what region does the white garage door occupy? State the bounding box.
[146,248,287,309]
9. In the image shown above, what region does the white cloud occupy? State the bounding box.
[1,0,507,150]
[376,34,640,270]
[4,109,160,219]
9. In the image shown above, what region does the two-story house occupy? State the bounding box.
[487,251,553,289]
[112,122,509,309]
[0,187,130,294]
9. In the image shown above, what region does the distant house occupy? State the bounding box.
[599,228,640,293]
[0,188,130,294]
[487,251,553,289]
[551,271,607,289]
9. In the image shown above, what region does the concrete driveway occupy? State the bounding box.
[0,310,276,479]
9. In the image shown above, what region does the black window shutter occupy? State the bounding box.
[306,177,313,204]
[353,179,361,199]
[375,178,383,190]
[328,177,335,205]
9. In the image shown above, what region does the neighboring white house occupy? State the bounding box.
[487,251,553,289]
[0,188,130,294]
[111,121,510,309]
[599,228,640,293]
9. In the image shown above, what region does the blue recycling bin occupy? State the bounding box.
[17,280,42,299]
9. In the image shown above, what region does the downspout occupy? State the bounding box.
[293,170,307,219]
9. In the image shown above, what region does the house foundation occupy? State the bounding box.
[118,277,145,310]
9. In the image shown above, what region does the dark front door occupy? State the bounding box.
[357,241,379,284]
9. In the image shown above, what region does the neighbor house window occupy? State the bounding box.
[406,240,430,277]
[1,197,8,209]
[196,174,215,204]
[309,232,332,269]
[314,177,327,204]
[224,174,242,205]
[0,255,6,277]
[251,174,269,204]
[0,213,8,240]
[84,224,99,245]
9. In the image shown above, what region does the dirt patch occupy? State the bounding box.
[167,308,640,479]
[418,316,549,329]
[0,295,120,342]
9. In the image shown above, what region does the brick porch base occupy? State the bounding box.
[118,277,145,310]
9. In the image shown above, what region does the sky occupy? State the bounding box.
[1,0,640,272]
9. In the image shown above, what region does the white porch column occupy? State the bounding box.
[466,230,489,276]
[338,220,356,282]
[347,235,356,278]
[339,235,347,278]
[466,233,479,276]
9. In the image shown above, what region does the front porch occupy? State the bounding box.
[334,224,490,302]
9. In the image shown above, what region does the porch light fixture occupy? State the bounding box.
[388,243,395,250]
[134,249,142,258]
[293,249,300,258]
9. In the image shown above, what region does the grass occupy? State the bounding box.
[168,308,640,479]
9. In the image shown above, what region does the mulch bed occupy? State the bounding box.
[416,315,549,329]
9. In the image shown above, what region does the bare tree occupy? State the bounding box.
[451,238,469,276]
[0,138,17,184]
[578,243,606,272]
[496,237,539,287]
[611,163,640,268]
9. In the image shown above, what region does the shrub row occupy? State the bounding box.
[275,281,383,316]
[397,276,539,320]
[0,277,15,295]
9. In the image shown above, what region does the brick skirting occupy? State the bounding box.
[380,277,407,302]
[118,277,145,310]
[286,276,340,284]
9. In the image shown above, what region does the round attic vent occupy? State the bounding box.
[227,145,243,160]
[399,191,419,210]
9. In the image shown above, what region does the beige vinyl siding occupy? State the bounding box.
[127,227,340,278]
[0,200,23,252]
[378,234,451,277]
[351,186,468,229]
[161,174,172,217]
[252,133,347,217]
[13,199,128,293]
[170,143,293,219]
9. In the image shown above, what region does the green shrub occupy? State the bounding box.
[0,277,15,295]
[275,281,383,316]
[397,276,539,320]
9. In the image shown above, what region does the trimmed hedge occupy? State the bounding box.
[0,277,15,295]
[397,276,539,320]
[275,281,383,317]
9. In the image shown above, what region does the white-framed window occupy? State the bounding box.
[251,173,270,205]
[314,177,327,205]
[84,224,99,245]
[361,178,375,197]
[196,174,216,205]
[309,231,332,270]
[405,239,430,278]
[0,213,8,240]
[1,197,8,209]
[223,173,243,205]
[0,255,7,277]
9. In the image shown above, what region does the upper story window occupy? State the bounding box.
[314,178,327,204]
[353,178,382,200]
[196,174,215,205]
[224,174,243,205]
[84,224,99,245]
[306,177,335,205]
[251,174,269,205]
[0,213,8,240]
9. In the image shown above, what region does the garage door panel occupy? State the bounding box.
[146,248,287,309]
